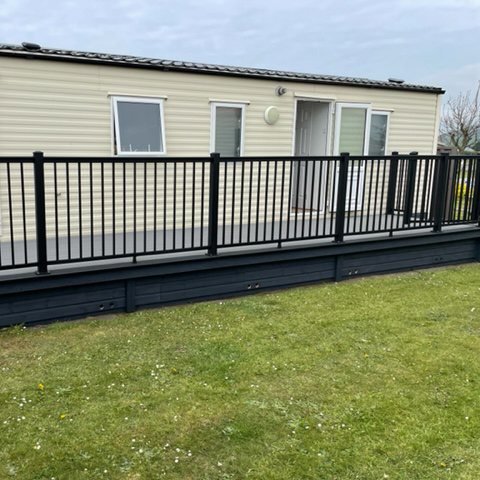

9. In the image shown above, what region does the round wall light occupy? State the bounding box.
[264,106,280,125]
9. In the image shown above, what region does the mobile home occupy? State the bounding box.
[0,43,445,263]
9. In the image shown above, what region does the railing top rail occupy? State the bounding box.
[39,156,214,164]
[219,155,343,161]
[0,154,479,163]
[0,157,34,163]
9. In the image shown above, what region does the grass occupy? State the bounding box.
[1,264,480,479]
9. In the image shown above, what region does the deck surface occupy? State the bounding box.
[0,213,473,277]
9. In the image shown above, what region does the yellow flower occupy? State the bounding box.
[59,414,66,419]
[171,368,178,375]
[364,354,369,358]
[38,383,44,391]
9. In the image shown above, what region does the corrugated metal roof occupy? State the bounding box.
[0,43,445,94]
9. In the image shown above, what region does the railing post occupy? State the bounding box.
[386,151,399,214]
[33,151,49,275]
[403,152,418,224]
[207,152,220,256]
[433,152,449,233]
[334,152,349,243]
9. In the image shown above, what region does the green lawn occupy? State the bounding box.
[2,264,480,479]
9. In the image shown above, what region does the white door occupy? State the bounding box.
[293,101,328,211]
[332,103,371,211]
[293,102,312,208]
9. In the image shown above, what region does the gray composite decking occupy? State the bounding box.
[0,211,465,275]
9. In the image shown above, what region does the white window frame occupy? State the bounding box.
[369,110,390,156]
[111,96,166,156]
[333,102,372,156]
[210,102,246,156]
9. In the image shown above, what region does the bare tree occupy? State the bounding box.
[440,82,480,153]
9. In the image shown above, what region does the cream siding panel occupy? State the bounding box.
[0,56,441,245]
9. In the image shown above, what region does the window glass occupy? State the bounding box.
[338,107,367,155]
[214,106,242,156]
[114,99,164,154]
[368,113,388,155]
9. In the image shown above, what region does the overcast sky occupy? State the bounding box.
[1,0,479,100]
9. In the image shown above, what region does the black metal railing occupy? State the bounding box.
[0,152,478,274]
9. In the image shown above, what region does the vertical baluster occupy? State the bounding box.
[329,160,338,236]
[200,161,205,247]
[100,162,104,257]
[263,160,269,242]
[7,162,15,266]
[133,162,137,260]
[379,159,387,231]
[154,161,158,251]
[301,160,309,238]
[372,158,382,231]
[54,162,59,260]
[122,162,126,255]
[308,160,316,237]
[230,160,236,245]
[182,161,186,249]
[239,160,245,244]
[67,162,72,260]
[112,163,115,255]
[222,162,228,245]
[271,160,278,242]
[278,160,286,244]
[286,160,294,240]
[192,162,196,248]
[345,158,355,235]
[294,160,301,238]
[90,163,94,257]
[322,160,330,237]
[315,160,324,237]
[164,162,167,250]
[255,160,261,243]
[20,163,28,264]
[247,160,253,242]
[78,162,83,259]
[173,162,176,250]
[351,159,362,233]
[144,160,148,253]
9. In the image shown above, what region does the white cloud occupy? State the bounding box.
[418,63,480,98]
[400,0,480,6]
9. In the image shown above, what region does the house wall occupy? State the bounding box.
[0,56,442,244]
[0,56,441,157]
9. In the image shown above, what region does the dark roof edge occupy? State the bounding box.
[0,45,446,94]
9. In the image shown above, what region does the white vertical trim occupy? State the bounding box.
[110,96,115,157]
[210,102,246,156]
[325,101,333,156]
[291,98,299,156]
[432,94,443,154]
